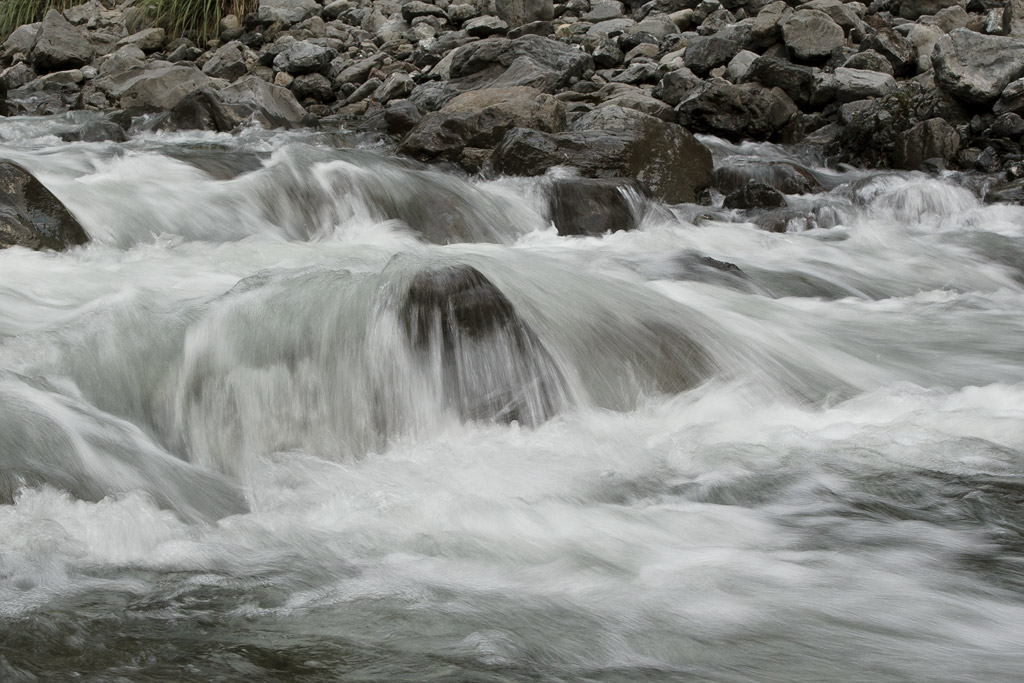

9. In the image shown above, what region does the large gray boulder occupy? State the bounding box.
[273,41,334,75]
[780,10,844,63]
[398,86,565,162]
[448,35,593,92]
[3,23,41,59]
[258,0,319,25]
[933,29,1024,104]
[827,67,898,103]
[0,161,89,251]
[676,80,798,141]
[217,75,311,126]
[495,0,554,28]
[741,56,816,106]
[28,10,94,73]
[94,64,218,111]
[486,109,713,204]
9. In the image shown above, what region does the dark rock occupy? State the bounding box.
[150,88,250,133]
[658,67,702,106]
[0,161,89,251]
[861,27,917,77]
[448,35,594,92]
[991,112,1024,138]
[398,86,566,162]
[741,56,815,107]
[273,41,334,75]
[464,15,509,37]
[933,29,1024,104]
[676,80,798,141]
[496,0,556,28]
[58,118,128,142]
[547,177,649,235]
[384,99,423,136]
[29,10,94,74]
[487,110,713,204]
[684,35,743,77]
[402,263,564,426]
[843,49,895,76]
[714,161,822,195]
[291,73,334,102]
[402,1,449,22]
[723,180,786,209]
[202,42,249,81]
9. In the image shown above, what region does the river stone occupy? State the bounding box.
[448,35,593,92]
[29,10,94,74]
[844,49,894,76]
[862,28,917,77]
[218,75,311,126]
[714,161,822,195]
[995,77,1024,115]
[723,181,786,209]
[95,64,219,112]
[486,110,713,204]
[899,0,964,20]
[547,177,648,235]
[202,42,249,81]
[398,86,565,162]
[258,0,319,25]
[741,56,816,106]
[402,1,448,21]
[117,28,165,54]
[273,41,334,75]
[495,0,554,28]
[933,29,1024,104]
[584,1,627,22]
[892,117,961,170]
[684,35,743,77]
[658,67,702,106]
[151,88,250,133]
[780,10,844,63]
[3,23,40,60]
[676,80,798,141]
[829,67,898,103]
[464,16,509,37]
[0,161,89,251]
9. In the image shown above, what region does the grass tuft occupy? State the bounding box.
[0,0,89,42]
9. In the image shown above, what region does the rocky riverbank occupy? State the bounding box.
[4,0,1024,250]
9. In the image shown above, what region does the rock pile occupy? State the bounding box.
[3,0,1024,193]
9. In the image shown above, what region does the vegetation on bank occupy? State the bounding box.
[0,0,257,44]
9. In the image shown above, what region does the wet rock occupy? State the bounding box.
[714,161,822,195]
[676,80,798,141]
[547,177,649,235]
[892,117,961,170]
[658,67,702,106]
[402,1,448,22]
[827,67,898,103]
[933,29,1024,103]
[402,263,564,426]
[780,9,844,63]
[29,10,94,74]
[384,99,422,136]
[723,180,786,209]
[94,64,218,112]
[58,118,128,142]
[373,72,415,103]
[150,87,250,133]
[448,35,593,92]
[398,86,566,162]
[291,73,334,102]
[0,161,89,251]
[487,109,713,204]
[464,16,509,37]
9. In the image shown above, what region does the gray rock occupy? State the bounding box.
[935,5,970,32]
[2,23,40,60]
[907,24,943,73]
[592,37,624,68]
[372,71,415,103]
[995,77,1024,114]
[584,1,627,22]
[843,49,895,75]
[29,10,94,74]
[0,161,89,251]
[496,0,555,28]
[594,93,675,121]
[684,35,742,76]
[150,88,251,133]
[714,160,822,195]
[899,0,964,20]
[780,9,844,62]
[273,41,334,75]
[94,64,219,111]
[723,181,786,209]
[291,73,334,101]
[58,118,128,143]
[726,50,758,82]
[658,66,702,105]
[933,28,1024,103]
[258,0,319,25]
[547,177,647,236]
[741,56,816,106]
[448,35,593,92]
[401,1,448,21]
[203,42,249,81]
[448,4,480,23]
[464,15,509,37]
[676,80,798,141]
[828,67,898,102]
[992,111,1024,137]
[800,0,867,41]
[487,110,712,204]
[398,86,566,162]
[1,64,37,91]
[218,75,311,125]
[892,117,960,169]
[861,28,917,76]
[385,99,422,136]
[117,28,165,54]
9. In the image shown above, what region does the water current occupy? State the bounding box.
[1,113,1023,681]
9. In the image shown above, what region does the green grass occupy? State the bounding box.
[0,0,258,45]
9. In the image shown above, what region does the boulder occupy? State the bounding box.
[828,67,898,103]
[218,75,311,126]
[0,162,89,251]
[3,23,41,60]
[933,29,1024,103]
[273,41,334,75]
[547,177,648,235]
[117,28,165,54]
[899,0,964,20]
[57,118,128,143]
[402,1,448,21]
[714,161,822,195]
[448,35,593,92]
[596,89,675,121]
[723,181,786,209]
[995,77,1024,115]
[258,0,319,25]
[780,9,844,63]
[658,67,702,106]
[861,28,917,77]
[495,0,555,28]
[892,118,961,170]
[28,10,94,74]
[486,110,713,204]
[843,49,895,76]
[464,16,509,37]
[741,56,816,107]
[151,88,250,133]
[202,42,249,81]
[676,80,798,141]
[397,86,566,162]
[94,64,217,111]
[385,99,423,136]
[684,35,743,77]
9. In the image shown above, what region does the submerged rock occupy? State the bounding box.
[0,161,89,251]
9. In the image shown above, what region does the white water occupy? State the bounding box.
[1,116,1024,681]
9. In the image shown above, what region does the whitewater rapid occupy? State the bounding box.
[1,114,1023,681]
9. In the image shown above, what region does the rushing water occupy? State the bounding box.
[1,114,1023,682]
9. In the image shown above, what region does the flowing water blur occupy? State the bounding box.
[1,115,1024,682]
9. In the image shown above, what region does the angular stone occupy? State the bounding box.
[218,75,311,125]
[258,0,319,25]
[684,35,742,76]
[94,64,218,111]
[495,0,554,28]
[829,67,898,102]
[448,35,593,92]
[676,80,798,141]
[780,9,844,62]
[547,177,647,235]
[273,41,334,75]
[933,28,1024,103]
[0,161,89,251]
[465,16,509,37]
[29,10,94,73]
[892,117,960,170]
[117,28,165,54]
[203,42,248,81]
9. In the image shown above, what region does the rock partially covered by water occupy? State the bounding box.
[0,161,89,250]
[676,80,798,142]
[547,177,649,236]
[401,264,564,425]
[487,109,712,204]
